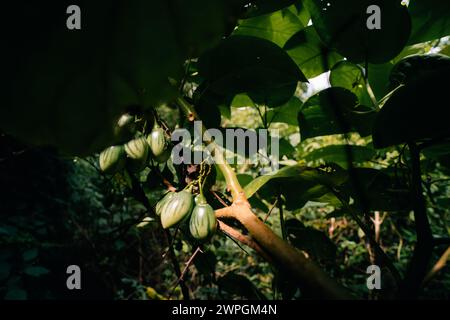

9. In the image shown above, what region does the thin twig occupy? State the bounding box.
[278,193,286,240]
[211,190,230,207]
[390,221,404,261]
[169,247,202,299]
[263,198,279,223]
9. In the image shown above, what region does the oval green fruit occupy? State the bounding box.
[189,196,217,241]
[113,113,136,143]
[147,126,169,162]
[125,137,149,159]
[99,145,126,174]
[156,192,175,216]
[124,137,149,172]
[160,190,194,229]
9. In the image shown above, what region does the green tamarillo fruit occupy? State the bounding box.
[124,137,149,172]
[113,113,136,144]
[189,194,217,241]
[147,123,170,163]
[99,145,126,174]
[160,190,194,229]
[156,192,175,216]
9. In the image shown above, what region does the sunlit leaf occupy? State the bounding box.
[284,26,342,78]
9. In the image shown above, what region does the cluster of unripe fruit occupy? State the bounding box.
[156,190,217,241]
[98,113,170,175]
[98,112,217,242]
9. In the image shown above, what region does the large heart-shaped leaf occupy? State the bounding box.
[169,0,236,57]
[389,54,450,89]
[304,0,411,64]
[244,164,347,209]
[373,59,450,148]
[192,83,227,129]
[298,88,376,140]
[242,0,300,18]
[198,36,307,107]
[266,97,303,125]
[407,0,450,45]
[367,44,432,100]
[234,6,306,47]
[304,145,376,169]
[284,26,343,78]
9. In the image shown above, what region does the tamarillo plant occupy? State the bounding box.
[1,0,450,300]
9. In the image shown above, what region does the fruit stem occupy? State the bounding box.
[175,97,243,201]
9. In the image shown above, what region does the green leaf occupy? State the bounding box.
[249,196,270,213]
[218,105,232,119]
[198,35,307,107]
[305,0,411,64]
[367,62,396,101]
[278,138,296,158]
[423,141,450,160]
[266,97,302,125]
[329,61,373,107]
[436,198,450,209]
[244,165,305,198]
[368,44,431,100]
[22,249,38,262]
[304,145,376,169]
[170,0,234,57]
[193,84,224,129]
[234,6,305,47]
[284,26,342,78]
[298,88,376,140]
[230,94,255,108]
[407,0,450,45]
[389,54,450,89]
[23,266,50,277]
[373,65,450,148]
[242,0,299,18]
[0,226,17,236]
[244,164,347,208]
[236,174,254,187]
[4,289,27,300]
